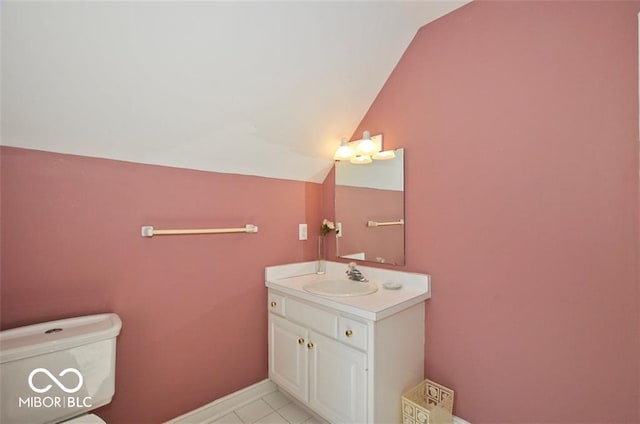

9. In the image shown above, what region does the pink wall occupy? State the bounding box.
[335,185,404,265]
[345,1,640,422]
[0,147,322,423]
[2,2,639,423]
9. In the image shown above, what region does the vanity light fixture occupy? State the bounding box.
[333,131,396,164]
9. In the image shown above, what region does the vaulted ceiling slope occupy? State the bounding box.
[1,1,468,183]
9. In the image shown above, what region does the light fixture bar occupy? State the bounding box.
[334,134,382,161]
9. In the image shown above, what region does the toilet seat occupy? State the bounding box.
[63,414,106,424]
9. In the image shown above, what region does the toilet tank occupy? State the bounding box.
[0,314,122,424]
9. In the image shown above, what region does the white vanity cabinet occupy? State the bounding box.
[308,330,367,423]
[267,288,425,424]
[269,313,308,401]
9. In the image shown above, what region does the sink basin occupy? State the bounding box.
[303,279,378,297]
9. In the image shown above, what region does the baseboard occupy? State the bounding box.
[165,379,277,423]
[166,378,471,424]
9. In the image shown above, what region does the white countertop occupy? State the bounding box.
[265,261,431,321]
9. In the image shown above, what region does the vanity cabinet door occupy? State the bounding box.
[308,331,367,424]
[269,314,309,402]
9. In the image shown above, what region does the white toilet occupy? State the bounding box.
[0,313,122,423]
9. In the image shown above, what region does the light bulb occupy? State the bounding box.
[372,150,396,160]
[349,155,372,165]
[356,131,378,155]
[333,137,355,161]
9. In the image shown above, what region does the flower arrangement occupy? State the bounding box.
[320,219,335,236]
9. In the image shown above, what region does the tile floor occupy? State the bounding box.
[211,390,328,424]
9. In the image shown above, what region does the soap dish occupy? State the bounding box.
[383,282,402,290]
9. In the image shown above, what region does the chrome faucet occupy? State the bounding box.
[346,262,368,282]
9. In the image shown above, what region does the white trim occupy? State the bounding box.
[454,416,472,424]
[165,378,471,424]
[165,379,277,423]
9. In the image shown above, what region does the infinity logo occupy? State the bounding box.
[28,368,84,394]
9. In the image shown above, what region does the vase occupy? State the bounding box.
[316,235,326,274]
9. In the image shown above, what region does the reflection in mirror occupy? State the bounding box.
[335,149,404,265]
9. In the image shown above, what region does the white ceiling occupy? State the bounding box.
[1,1,468,183]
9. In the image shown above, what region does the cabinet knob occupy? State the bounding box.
[270,301,277,308]
[345,329,353,338]
[298,338,304,345]
[307,342,314,349]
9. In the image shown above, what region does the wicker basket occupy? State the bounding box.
[401,379,454,424]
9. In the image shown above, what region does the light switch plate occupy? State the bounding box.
[299,224,308,240]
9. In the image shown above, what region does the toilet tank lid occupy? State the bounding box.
[1,313,122,364]
[63,414,106,424]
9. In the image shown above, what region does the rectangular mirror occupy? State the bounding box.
[335,148,405,265]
